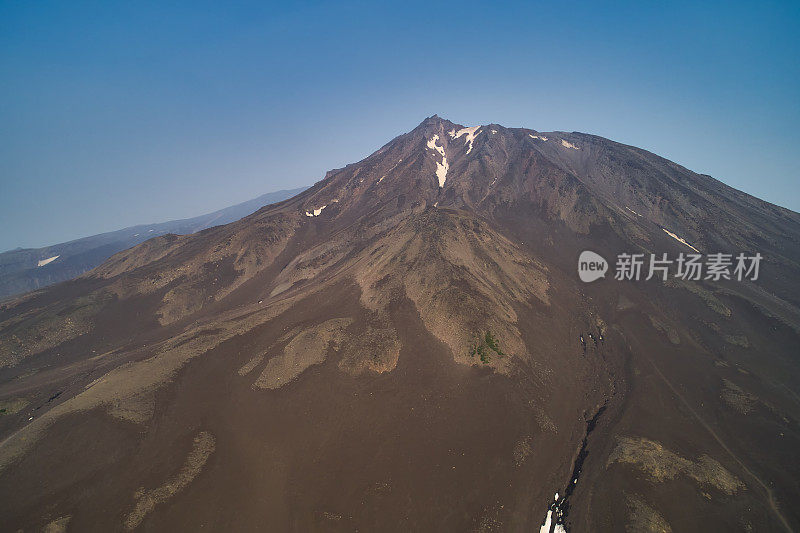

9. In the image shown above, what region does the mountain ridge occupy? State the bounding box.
[0,186,307,300]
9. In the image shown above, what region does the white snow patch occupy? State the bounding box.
[148,229,154,232]
[560,139,579,150]
[305,205,327,217]
[662,228,700,253]
[37,255,59,267]
[133,233,139,237]
[625,206,642,217]
[426,134,449,187]
[530,134,548,141]
[539,492,565,533]
[539,510,553,533]
[491,129,498,134]
[379,158,404,184]
[450,126,482,154]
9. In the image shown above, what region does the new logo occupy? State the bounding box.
[578,251,608,282]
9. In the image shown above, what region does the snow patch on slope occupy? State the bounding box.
[662,228,700,253]
[625,206,643,217]
[539,492,568,533]
[539,510,553,533]
[305,205,327,217]
[427,134,449,187]
[530,134,548,141]
[378,158,403,184]
[560,139,579,150]
[37,255,59,267]
[449,126,482,154]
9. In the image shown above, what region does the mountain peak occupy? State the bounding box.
[417,114,457,129]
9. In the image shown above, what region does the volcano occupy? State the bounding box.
[1,116,799,532]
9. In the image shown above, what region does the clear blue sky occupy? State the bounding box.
[1,0,798,251]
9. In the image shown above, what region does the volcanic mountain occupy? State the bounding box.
[1,116,799,532]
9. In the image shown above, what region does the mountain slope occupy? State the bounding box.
[0,187,307,300]
[0,117,798,532]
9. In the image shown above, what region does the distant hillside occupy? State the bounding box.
[0,187,306,299]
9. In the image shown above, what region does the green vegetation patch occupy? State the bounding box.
[468,330,505,364]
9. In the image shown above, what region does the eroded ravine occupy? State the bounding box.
[539,405,606,532]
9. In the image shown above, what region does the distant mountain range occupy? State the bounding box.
[0,187,306,299]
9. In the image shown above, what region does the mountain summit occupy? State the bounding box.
[1,117,799,532]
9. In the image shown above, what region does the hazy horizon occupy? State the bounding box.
[0,184,309,253]
[2,1,798,251]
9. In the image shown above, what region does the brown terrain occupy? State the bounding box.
[0,115,799,532]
